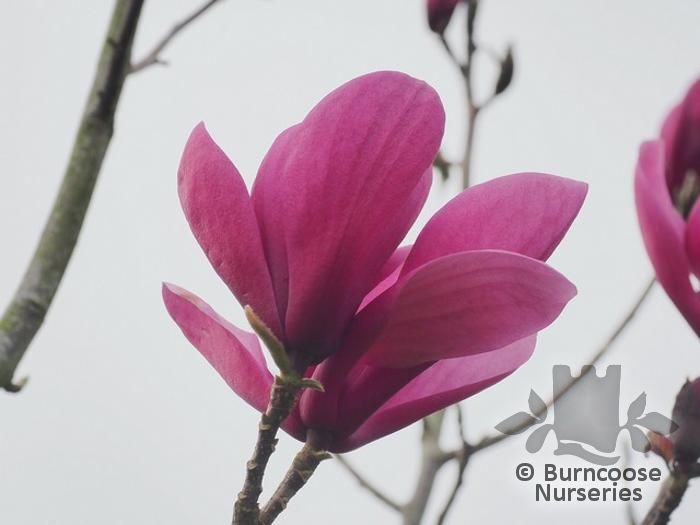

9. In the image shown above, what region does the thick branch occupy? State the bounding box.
[130,0,225,73]
[0,0,144,392]
[473,276,656,452]
[258,430,332,525]
[233,377,303,524]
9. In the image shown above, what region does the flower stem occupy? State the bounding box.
[233,377,304,524]
[258,430,332,525]
[641,463,700,525]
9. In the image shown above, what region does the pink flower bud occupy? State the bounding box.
[427,0,460,34]
[672,378,700,462]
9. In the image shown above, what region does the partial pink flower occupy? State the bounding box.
[164,71,587,451]
[635,78,700,336]
[427,0,460,34]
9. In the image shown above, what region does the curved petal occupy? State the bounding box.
[162,283,272,412]
[252,71,444,361]
[334,336,536,452]
[364,250,576,367]
[635,141,700,334]
[358,245,413,312]
[660,78,700,192]
[403,173,587,275]
[178,123,281,338]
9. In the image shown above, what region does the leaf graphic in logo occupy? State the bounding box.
[627,426,649,452]
[627,392,647,420]
[526,424,553,453]
[636,412,678,434]
[495,412,538,435]
[528,389,547,422]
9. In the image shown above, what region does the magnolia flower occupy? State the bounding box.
[635,79,700,336]
[427,0,460,34]
[163,71,586,451]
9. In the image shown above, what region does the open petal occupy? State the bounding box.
[403,173,587,275]
[636,141,700,335]
[334,336,536,452]
[252,71,444,360]
[162,283,273,412]
[364,250,576,367]
[178,123,281,338]
[358,245,413,312]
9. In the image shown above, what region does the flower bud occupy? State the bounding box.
[427,0,460,35]
[671,378,700,463]
[494,46,514,96]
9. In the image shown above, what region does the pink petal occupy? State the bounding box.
[162,283,273,412]
[178,123,282,338]
[363,249,576,367]
[251,71,444,361]
[334,336,536,452]
[686,201,700,277]
[358,245,413,312]
[635,141,700,335]
[297,281,409,432]
[403,173,587,275]
[660,78,700,192]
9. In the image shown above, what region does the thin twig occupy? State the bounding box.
[436,406,471,525]
[439,35,461,71]
[334,455,402,512]
[401,412,455,525]
[0,0,144,392]
[129,0,225,73]
[473,276,656,452]
[623,443,638,525]
[460,0,480,189]
[259,430,332,525]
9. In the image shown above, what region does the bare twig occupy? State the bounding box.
[473,276,656,452]
[335,455,402,512]
[623,444,638,525]
[258,430,332,525]
[0,0,144,392]
[460,0,480,189]
[402,413,454,525]
[436,406,471,525]
[129,0,225,73]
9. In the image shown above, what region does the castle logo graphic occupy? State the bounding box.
[496,365,677,465]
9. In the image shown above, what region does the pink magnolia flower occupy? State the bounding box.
[163,71,586,451]
[636,79,700,336]
[427,0,460,34]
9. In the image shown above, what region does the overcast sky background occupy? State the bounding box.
[2,1,700,523]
